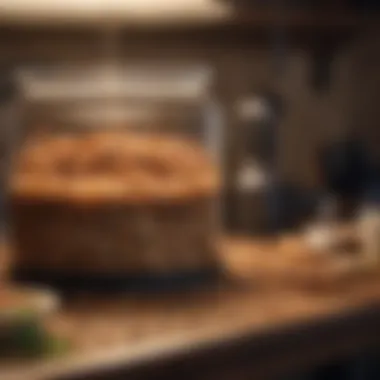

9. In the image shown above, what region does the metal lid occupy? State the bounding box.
[17,64,213,104]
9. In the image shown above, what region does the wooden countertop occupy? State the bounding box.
[2,235,380,380]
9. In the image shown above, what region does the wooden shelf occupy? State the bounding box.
[0,3,373,30]
[231,7,369,29]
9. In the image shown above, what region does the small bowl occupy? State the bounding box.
[304,224,337,253]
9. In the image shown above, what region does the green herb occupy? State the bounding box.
[0,318,71,358]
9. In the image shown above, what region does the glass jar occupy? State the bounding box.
[10,64,223,290]
[0,70,19,280]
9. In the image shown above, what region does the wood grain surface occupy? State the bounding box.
[2,235,380,380]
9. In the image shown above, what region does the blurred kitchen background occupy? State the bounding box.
[1,1,380,379]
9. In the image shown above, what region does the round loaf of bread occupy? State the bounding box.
[10,132,220,284]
